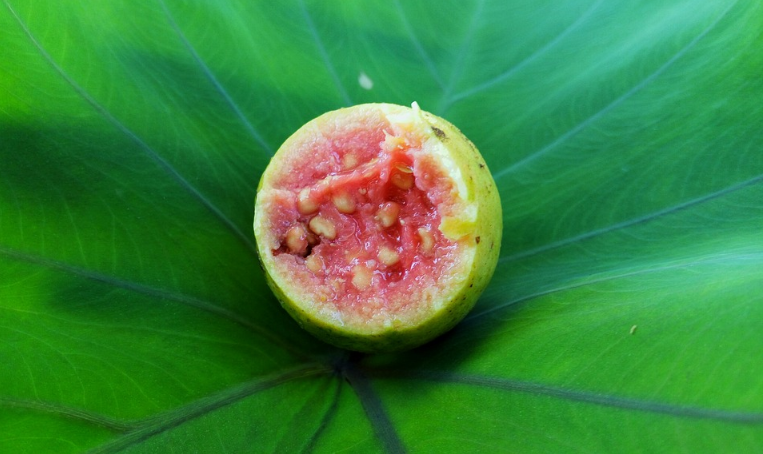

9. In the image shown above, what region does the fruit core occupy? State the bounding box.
[259,112,473,324]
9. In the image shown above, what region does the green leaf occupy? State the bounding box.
[2,0,762,452]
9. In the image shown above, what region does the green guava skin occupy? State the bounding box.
[253,103,502,353]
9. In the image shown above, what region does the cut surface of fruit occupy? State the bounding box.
[254,103,501,352]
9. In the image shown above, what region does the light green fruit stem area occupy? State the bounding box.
[253,103,502,352]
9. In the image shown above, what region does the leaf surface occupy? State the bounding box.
[2,0,762,452]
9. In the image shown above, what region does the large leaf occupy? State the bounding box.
[2,0,762,451]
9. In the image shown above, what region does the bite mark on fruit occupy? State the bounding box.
[265,128,465,310]
[254,102,502,352]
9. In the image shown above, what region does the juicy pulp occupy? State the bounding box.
[259,113,471,323]
[254,103,501,352]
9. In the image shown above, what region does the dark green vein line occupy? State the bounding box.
[391,0,445,89]
[377,370,763,425]
[0,397,137,433]
[0,244,310,360]
[157,0,274,156]
[298,0,352,107]
[344,363,407,454]
[446,0,604,109]
[86,364,331,454]
[302,377,342,454]
[475,252,763,321]
[436,0,485,115]
[2,0,257,256]
[498,170,763,265]
[492,0,738,180]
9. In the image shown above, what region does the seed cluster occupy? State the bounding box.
[277,156,438,293]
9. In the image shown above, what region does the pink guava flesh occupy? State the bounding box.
[260,116,465,321]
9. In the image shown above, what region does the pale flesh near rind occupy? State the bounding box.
[253,103,501,352]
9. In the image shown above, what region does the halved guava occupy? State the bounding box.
[253,103,501,353]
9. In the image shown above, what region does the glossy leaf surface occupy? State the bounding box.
[2,0,762,452]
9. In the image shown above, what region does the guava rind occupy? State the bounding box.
[253,103,502,353]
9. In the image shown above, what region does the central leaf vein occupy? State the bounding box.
[344,360,407,454]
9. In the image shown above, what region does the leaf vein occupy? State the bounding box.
[475,251,763,321]
[436,0,486,114]
[298,0,352,106]
[448,0,605,108]
[86,364,331,454]
[0,397,137,433]
[499,170,763,264]
[158,0,274,156]
[2,0,257,256]
[374,370,763,425]
[391,0,445,89]
[344,361,407,454]
[302,378,342,454]
[492,0,738,180]
[0,244,309,360]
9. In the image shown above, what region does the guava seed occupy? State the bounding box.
[343,153,359,169]
[305,254,323,274]
[376,202,401,228]
[391,171,414,190]
[332,191,356,214]
[418,227,434,253]
[297,187,319,214]
[285,225,308,254]
[308,216,336,240]
[377,246,400,266]
[351,265,373,290]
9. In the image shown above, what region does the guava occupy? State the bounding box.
[253,102,501,353]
